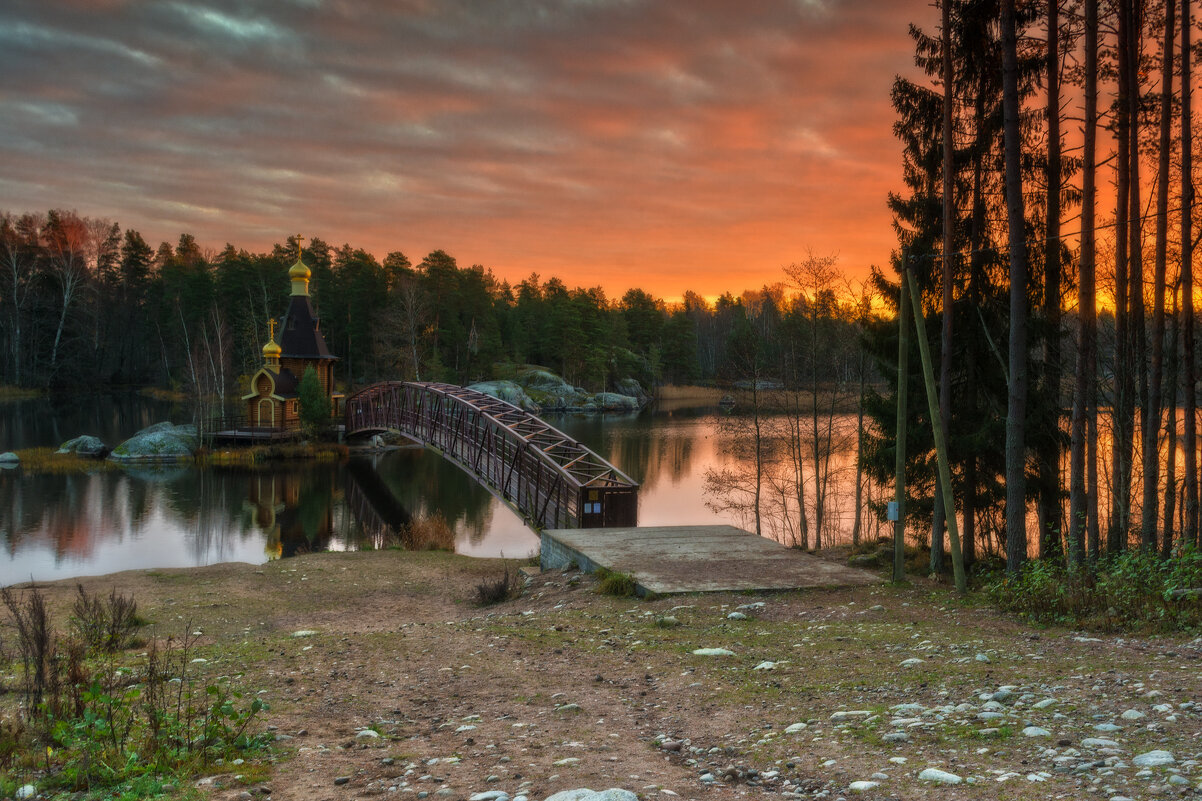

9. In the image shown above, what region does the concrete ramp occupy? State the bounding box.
[541,525,879,596]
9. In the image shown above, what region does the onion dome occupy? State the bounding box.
[262,338,282,358]
[289,259,311,281]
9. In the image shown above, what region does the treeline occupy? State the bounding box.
[0,211,870,399]
[873,0,1201,581]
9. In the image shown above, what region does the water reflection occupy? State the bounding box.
[1,402,776,584]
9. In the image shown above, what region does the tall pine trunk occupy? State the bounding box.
[1002,0,1030,573]
[1039,0,1063,559]
[1142,0,1176,551]
[1183,0,1198,547]
[1110,0,1134,552]
[1071,0,1100,568]
[932,0,956,574]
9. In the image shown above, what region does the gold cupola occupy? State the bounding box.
[289,258,311,296]
[263,318,281,371]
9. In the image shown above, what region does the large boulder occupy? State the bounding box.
[110,422,198,462]
[57,435,108,458]
[516,370,592,410]
[468,380,541,412]
[613,378,650,401]
[590,392,641,412]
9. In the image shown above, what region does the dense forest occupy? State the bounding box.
[0,212,868,398]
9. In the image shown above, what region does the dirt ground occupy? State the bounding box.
[5,550,1202,801]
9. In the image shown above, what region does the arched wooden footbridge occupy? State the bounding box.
[344,381,638,530]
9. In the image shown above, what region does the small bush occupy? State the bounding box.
[474,564,520,606]
[71,585,143,653]
[1,585,55,708]
[595,567,637,597]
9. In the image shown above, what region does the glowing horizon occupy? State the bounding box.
[0,1,944,300]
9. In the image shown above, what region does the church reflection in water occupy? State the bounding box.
[245,469,340,558]
[243,460,425,558]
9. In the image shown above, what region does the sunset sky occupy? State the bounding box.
[2,0,930,300]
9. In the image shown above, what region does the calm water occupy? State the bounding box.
[2,395,763,584]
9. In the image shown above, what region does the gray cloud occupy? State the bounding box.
[0,0,926,296]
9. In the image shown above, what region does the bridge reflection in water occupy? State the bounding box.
[346,381,639,530]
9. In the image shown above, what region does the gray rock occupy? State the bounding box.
[692,648,735,656]
[516,370,591,410]
[918,768,962,784]
[15,785,35,800]
[1120,709,1146,721]
[1168,588,1202,601]
[848,781,879,792]
[0,451,18,465]
[1022,726,1052,737]
[592,792,639,801]
[613,378,649,400]
[543,791,636,801]
[1081,738,1122,749]
[1132,750,1175,767]
[468,381,541,412]
[470,792,509,801]
[591,392,640,412]
[110,422,198,462]
[1093,723,1122,732]
[882,732,909,743]
[58,434,108,457]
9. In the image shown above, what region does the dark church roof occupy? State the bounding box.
[274,367,299,397]
[279,295,338,360]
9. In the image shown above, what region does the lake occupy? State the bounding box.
[5,394,864,584]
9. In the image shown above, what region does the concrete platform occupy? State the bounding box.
[540,524,879,595]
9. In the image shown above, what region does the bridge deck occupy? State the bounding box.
[541,525,879,595]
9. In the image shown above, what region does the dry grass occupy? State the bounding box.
[10,448,116,474]
[137,386,186,402]
[0,386,42,401]
[196,442,349,466]
[404,514,456,551]
[654,384,725,402]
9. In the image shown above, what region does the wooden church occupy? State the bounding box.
[243,244,343,429]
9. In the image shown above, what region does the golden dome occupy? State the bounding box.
[289,259,311,281]
[262,338,282,358]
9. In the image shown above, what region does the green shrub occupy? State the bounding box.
[595,567,637,597]
[1,589,271,797]
[986,547,1202,631]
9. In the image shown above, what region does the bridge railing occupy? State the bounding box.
[345,381,637,529]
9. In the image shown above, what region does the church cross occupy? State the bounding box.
[268,317,277,341]
[295,233,306,259]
